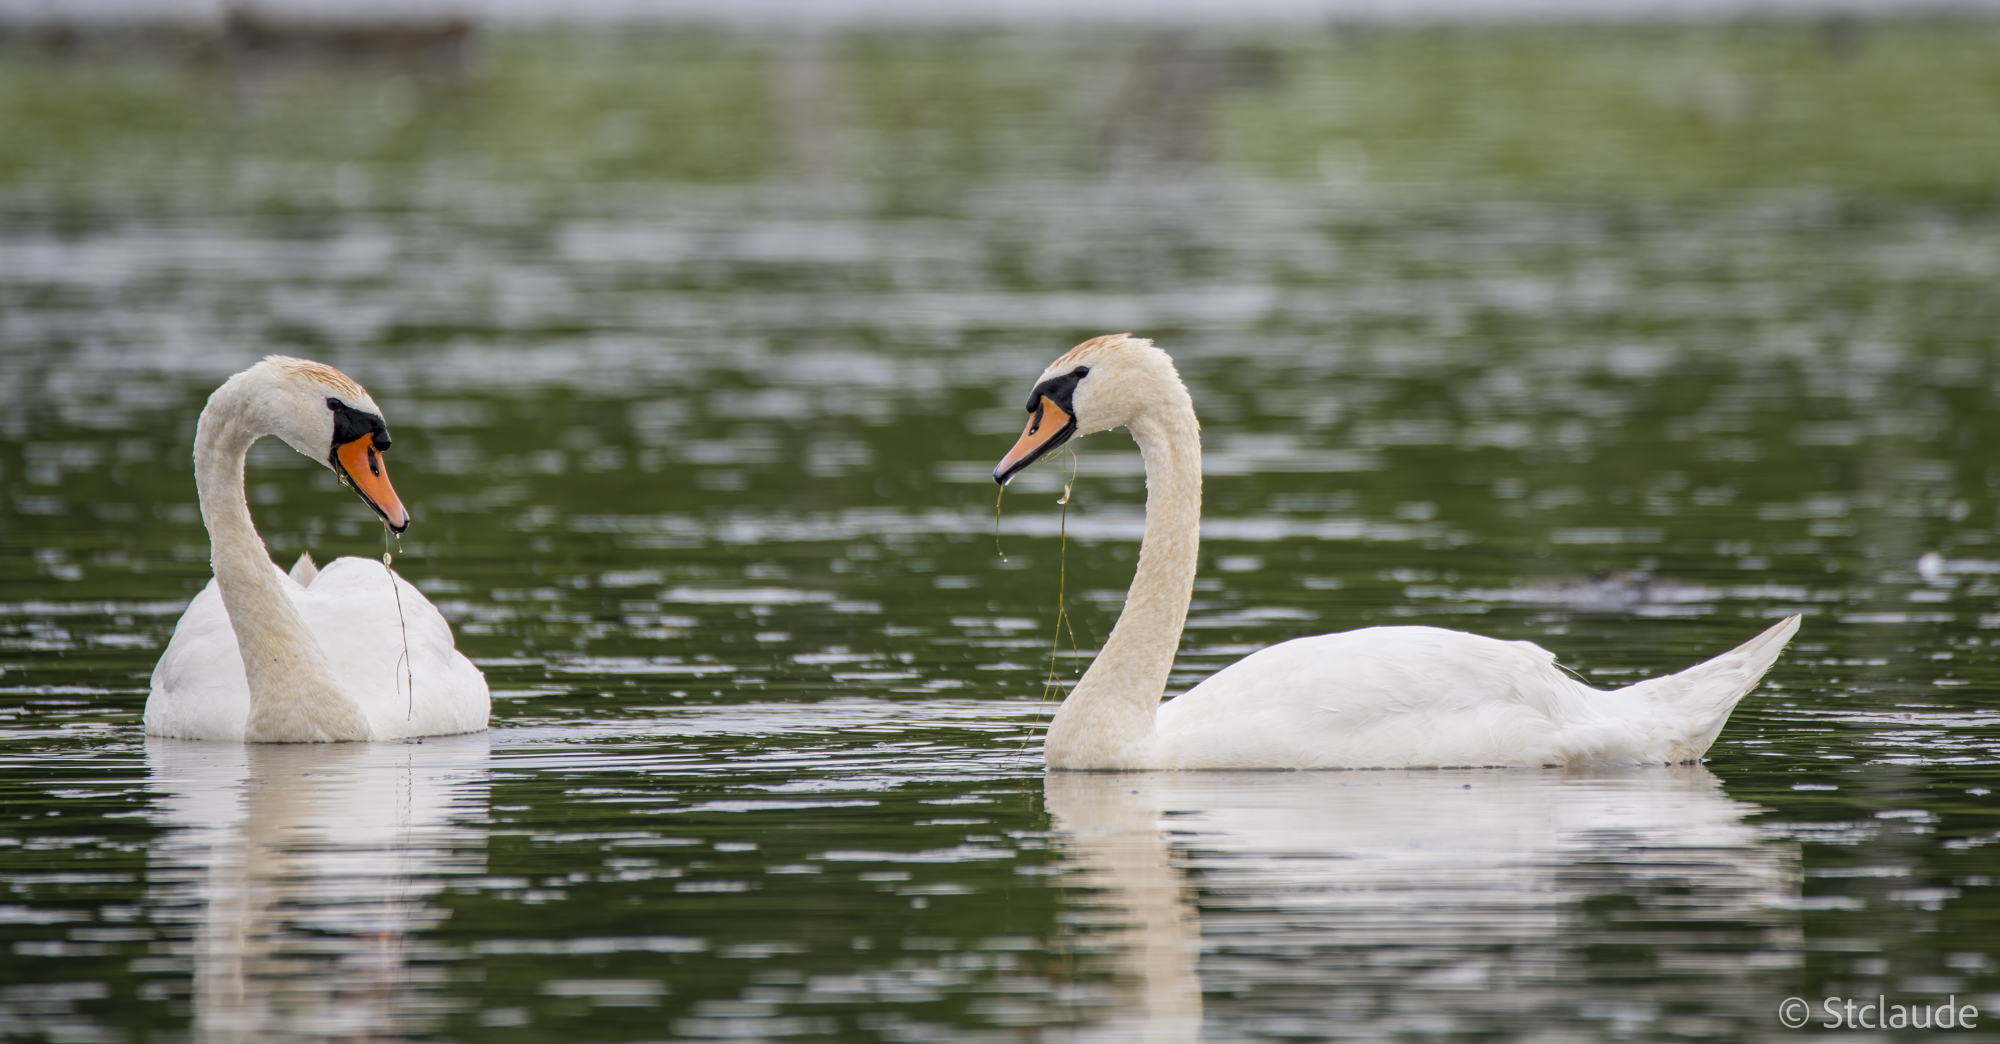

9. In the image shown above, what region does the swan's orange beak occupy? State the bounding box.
[334,435,410,533]
[994,394,1077,485]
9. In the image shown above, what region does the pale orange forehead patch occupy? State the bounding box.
[1050,333,1150,370]
[268,355,367,399]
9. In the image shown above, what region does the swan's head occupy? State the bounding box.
[244,355,410,532]
[993,334,1186,485]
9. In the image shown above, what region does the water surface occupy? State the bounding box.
[4,22,2000,1042]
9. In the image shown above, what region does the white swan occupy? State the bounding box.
[993,334,1799,770]
[147,356,488,742]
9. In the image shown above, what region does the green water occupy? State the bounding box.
[4,21,2000,1042]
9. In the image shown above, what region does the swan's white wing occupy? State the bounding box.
[288,552,319,587]
[1153,626,1663,769]
[297,557,489,740]
[148,575,266,742]
[146,559,488,741]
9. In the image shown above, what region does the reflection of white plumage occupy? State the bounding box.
[1044,768,1800,1042]
[146,737,491,1042]
[994,335,1799,769]
[147,356,487,742]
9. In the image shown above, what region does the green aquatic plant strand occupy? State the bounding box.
[1033,448,1083,744]
[997,447,1083,752]
[385,527,414,720]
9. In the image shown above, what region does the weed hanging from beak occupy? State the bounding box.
[384,526,414,719]
[994,449,1083,752]
[1034,449,1083,743]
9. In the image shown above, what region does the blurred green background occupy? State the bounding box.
[5,19,2000,208]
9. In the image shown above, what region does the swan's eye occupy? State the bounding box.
[328,397,392,454]
[1019,369,1084,429]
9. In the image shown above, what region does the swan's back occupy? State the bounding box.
[148,558,487,742]
[1153,620,1796,769]
[297,558,488,740]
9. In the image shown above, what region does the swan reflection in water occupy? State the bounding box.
[1045,767,1802,1042]
[145,736,491,1043]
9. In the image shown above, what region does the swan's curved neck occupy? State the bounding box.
[1043,396,1201,769]
[196,379,370,742]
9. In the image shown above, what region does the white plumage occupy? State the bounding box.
[994,335,1799,770]
[1154,619,1799,769]
[149,555,489,742]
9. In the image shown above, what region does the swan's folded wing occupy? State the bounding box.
[296,557,489,739]
[289,552,319,587]
[146,579,253,741]
[1154,626,1630,769]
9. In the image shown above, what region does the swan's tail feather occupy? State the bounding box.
[289,552,319,587]
[1613,614,1801,759]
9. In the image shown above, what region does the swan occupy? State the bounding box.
[146,356,489,742]
[993,334,1799,770]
